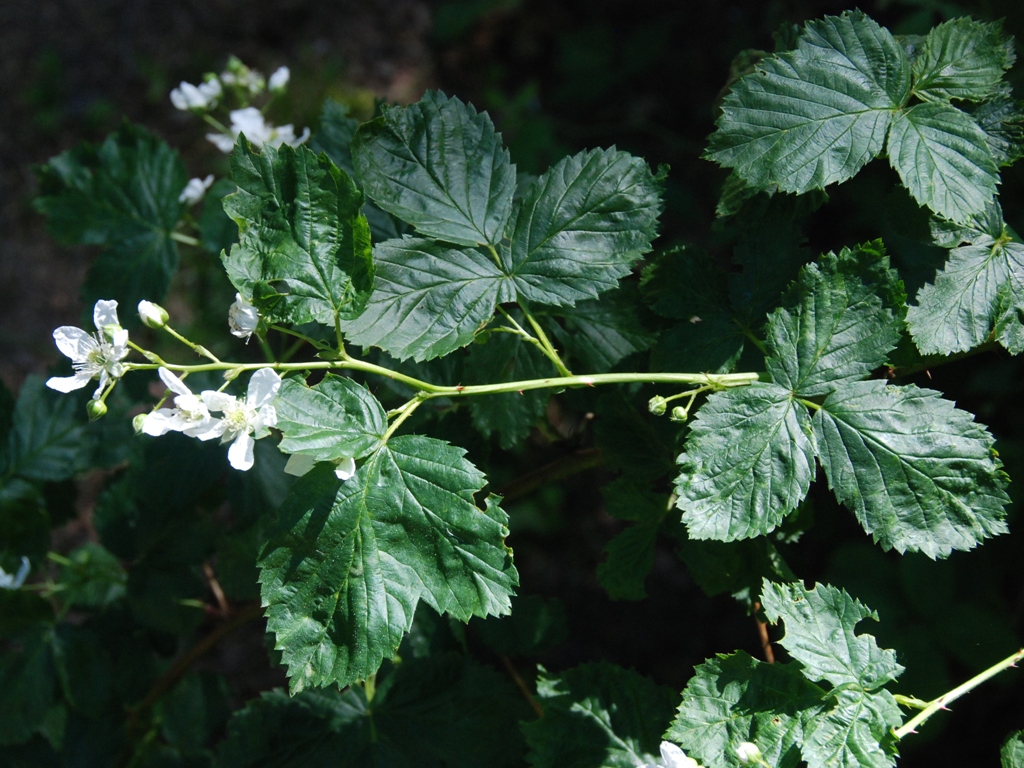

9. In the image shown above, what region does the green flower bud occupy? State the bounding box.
[670,406,689,422]
[86,399,108,420]
[648,395,668,416]
[138,300,170,329]
[132,413,148,434]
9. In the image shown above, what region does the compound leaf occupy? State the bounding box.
[814,380,1009,558]
[352,91,515,247]
[886,102,998,224]
[760,580,903,689]
[341,237,510,361]
[33,123,186,317]
[912,18,1015,103]
[522,663,677,768]
[706,11,909,193]
[502,147,662,306]
[259,436,517,691]
[675,384,816,542]
[222,139,372,327]
[667,652,822,768]
[907,238,1024,354]
[765,245,903,397]
[275,374,387,462]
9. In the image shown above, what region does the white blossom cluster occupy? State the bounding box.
[640,742,701,768]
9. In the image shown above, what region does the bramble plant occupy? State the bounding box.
[4,10,1024,767]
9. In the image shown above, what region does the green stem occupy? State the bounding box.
[170,232,200,246]
[894,647,1024,739]
[202,113,231,135]
[485,243,504,270]
[162,325,221,363]
[382,397,425,442]
[517,300,573,377]
[270,324,333,353]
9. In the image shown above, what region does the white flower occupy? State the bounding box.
[736,742,763,765]
[0,557,30,590]
[201,369,282,471]
[138,300,170,329]
[228,293,260,341]
[206,107,310,154]
[284,454,357,480]
[178,174,215,205]
[143,368,222,440]
[47,300,129,398]
[640,742,701,768]
[268,66,290,92]
[170,79,222,111]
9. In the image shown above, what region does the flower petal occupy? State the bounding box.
[334,457,357,481]
[93,300,120,331]
[201,391,237,413]
[46,373,93,393]
[52,326,95,361]
[246,368,282,408]
[228,432,255,471]
[158,367,192,397]
[190,417,226,441]
[283,453,316,477]
[141,409,180,436]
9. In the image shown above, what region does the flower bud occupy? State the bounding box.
[138,300,170,329]
[670,406,688,422]
[736,742,762,765]
[269,66,290,92]
[132,413,148,434]
[86,399,108,420]
[648,395,668,416]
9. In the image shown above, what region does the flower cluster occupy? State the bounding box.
[205,107,309,154]
[47,300,129,399]
[640,742,701,768]
[143,367,281,472]
[170,78,222,112]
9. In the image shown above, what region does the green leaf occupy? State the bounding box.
[501,148,662,306]
[706,11,909,193]
[1002,730,1024,768]
[352,91,515,247]
[311,98,409,243]
[522,663,677,768]
[760,580,902,689]
[53,543,127,609]
[222,139,372,326]
[274,374,386,462]
[801,687,901,768]
[0,629,55,746]
[912,18,1015,103]
[466,329,550,449]
[218,654,528,768]
[259,436,517,691]
[551,290,657,372]
[887,102,998,224]
[765,245,903,397]
[33,123,186,315]
[675,384,816,541]
[907,238,1024,354]
[994,277,1024,354]
[814,380,1009,557]
[596,521,659,601]
[341,237,509,361]
[4,376,88,483]
[970,89,1024,167]
[667,651,823,768]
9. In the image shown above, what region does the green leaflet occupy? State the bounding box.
[52,543,127,609]
[907,237,1024,354]
[760,580,902,689]
[765,245,904,397]
[0,628,55,746]
[2,376,89,483]
[222,139,373,327]
[352,91,516,247]
[550,289,657,372]
[258,436,518,691]
[675,384,816,541]
[814,380,1009,558]
[274,374,386,462]
[596,478,666,600]
[970,89,1024,166]
[500,147,662,306]
[216,654,528,768]
[706,12,909,194]
[912,18,1015,103]
[465,328,550,449]
[670,582,902,768]
[994,277,1024,354]
[522,663,678,768]
[340,237,511,361]
[33,123,186,318]
[887,103,999,225]
[1003,730,1024,768]
[667,652,822,768]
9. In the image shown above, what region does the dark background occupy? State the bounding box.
[3,1,1024,765]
